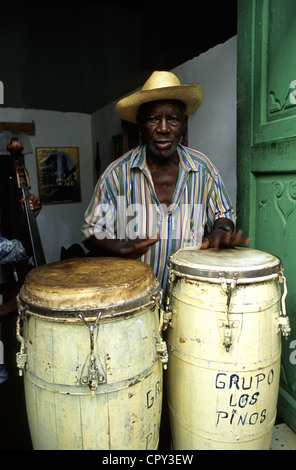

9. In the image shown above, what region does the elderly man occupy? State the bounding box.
[82,71,248,290]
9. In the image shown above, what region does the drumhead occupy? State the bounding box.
[20,257,160,315]
[168,247,282,283]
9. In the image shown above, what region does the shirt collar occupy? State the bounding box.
[130,144,199,172]
[130,145,146,170]
[177,145,200,172]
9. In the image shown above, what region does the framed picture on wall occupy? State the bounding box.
[112,134,128,160]
[36,147,81,204]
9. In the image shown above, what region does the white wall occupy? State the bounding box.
[0,108,93,263]
[91,36,237,207]
[91,104,122,186]
[172,36,237,207]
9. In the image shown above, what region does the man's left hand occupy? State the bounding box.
[200,228,250,250]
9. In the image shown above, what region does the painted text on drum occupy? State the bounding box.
[147,380,161,409]
[216,368,276,427]
[215,369,275,390]
[145,380,162,449]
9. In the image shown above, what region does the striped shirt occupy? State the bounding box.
[82,144,236,290]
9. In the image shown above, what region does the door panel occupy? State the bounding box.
[256,173,296,415]
[237,0,296,430]
[254,0,296,144]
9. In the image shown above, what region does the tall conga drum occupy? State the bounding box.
[16,257,167,450]
[165,247,291,450]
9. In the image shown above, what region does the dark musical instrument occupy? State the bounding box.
[7,138,46,267]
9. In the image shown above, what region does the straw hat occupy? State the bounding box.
[115,71,204,124]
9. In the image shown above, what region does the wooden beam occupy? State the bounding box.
[0,121,35,135]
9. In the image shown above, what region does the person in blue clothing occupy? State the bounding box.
[0,193,41,384]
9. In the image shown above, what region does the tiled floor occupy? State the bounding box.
[271,423,296,450]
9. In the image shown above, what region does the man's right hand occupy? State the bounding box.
[84,234,160,259]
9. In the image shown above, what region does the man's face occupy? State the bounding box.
[138,100,187,160]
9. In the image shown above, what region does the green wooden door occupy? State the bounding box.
[237,0,296,431]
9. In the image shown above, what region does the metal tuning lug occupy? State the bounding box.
[152,291,169,369]
[16,295,28,376]
[278,273,291,340]
[79,311,106,391]
[277,315,291,339]
[81,353,106,391]
[156,340,169,369]
[219,274,238,352]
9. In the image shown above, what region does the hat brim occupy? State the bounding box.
[115,84,204,124]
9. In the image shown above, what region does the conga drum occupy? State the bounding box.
[16,257,168,450]
[165,247,291,450]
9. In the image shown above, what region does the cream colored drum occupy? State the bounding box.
[16,257,168,450]
[165,247,291,450]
